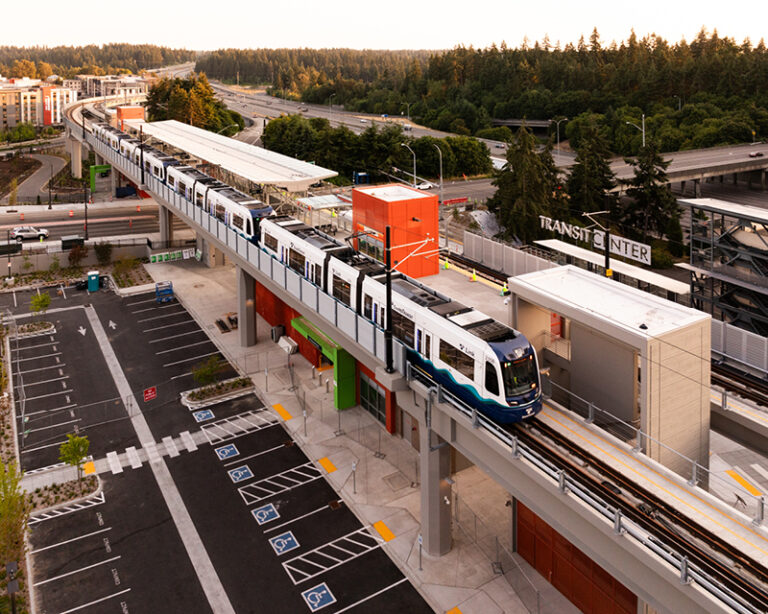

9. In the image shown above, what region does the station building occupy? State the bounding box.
[0,79,78,130]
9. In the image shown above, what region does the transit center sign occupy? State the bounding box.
[539,216,651,266]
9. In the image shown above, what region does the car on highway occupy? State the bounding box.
[416,181,434,190]
[749,151,764,158]
[10,226,49,241]
[360,118,368,123]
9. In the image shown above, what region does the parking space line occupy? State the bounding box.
[22,403,77,418]
[22,439,67,454]
[163,436,180,458]
[107,451,123,474]
[282,527,383,585]
[171,371,194,380]
[12,341,57,351]
[163,351,219,368]
[223,443,284,468]
[30,527,112,554]
[201,410,279,445]
[137,309,187,323]
[126,297,156,306]
[13,352,62,363]
[132,303,180,314]
[180,430,198,452]
[333,578,408,614]
[143,320,195,333]
[18,363,67,374]
[155,340,212,355]
[24,388,73,401]
[58,588,131,614]
[263,502,343,535]
[149,329,205,344]
[14,375,69,388]
[27,417,80,434]
[126,446,142,469]
[34,555,121,586]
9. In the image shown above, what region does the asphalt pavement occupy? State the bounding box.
[7,154,67,202]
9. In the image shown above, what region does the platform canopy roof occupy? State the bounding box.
[509,265,707,341]
[678,198,768,225]
[130,119,337,191]
[534,239,689,296]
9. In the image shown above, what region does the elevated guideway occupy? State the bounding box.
[62,101,768,614]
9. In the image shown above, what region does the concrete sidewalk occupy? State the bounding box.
[139,259,576,614]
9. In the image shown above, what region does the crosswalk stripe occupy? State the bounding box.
[126,446,142,469]
[180,430,197,452]
[144,441,160,464]
[106,451,123,474]
[163,436,179,458]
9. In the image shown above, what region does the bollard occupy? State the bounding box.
[303,409,307,437]
[418,534,423,571]
[586,402,595,424]
[614,509,625,535]
[688,461,698,487]
[558,470,568,493]
[19,213,24,221]
[680,556,691,585]
[265,367,268,392]
[721,390,728,410]
[325,379,330,393]
[352,461,357,494]
[312,366,316,380]
[754,496,765,527]
[374,429,386,459]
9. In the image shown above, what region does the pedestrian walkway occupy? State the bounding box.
[136,258,577,614]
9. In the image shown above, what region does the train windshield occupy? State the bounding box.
[502,355,537,397]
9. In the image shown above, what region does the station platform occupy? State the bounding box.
[538,401,768,570]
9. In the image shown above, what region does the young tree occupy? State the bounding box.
[566,122,617,216]
[68,244,89,269]
[193,355,223,388]
[487,124,554,243]
[59,433,90,491]
[30,291,51,320]
[8,177,18,208]
[621,140,679,244]
[0,461,29,565]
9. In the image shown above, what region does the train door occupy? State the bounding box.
[416,329,432,360]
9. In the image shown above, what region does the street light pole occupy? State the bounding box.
[401,102,411,122]
[328,93,336,127]
[48,163,53,209]
[385,225,393,373]
[433,143,443,204]
[401,143,416,187]
[83,180,89,240]
[625,113,646,148]
[554,117,568,165]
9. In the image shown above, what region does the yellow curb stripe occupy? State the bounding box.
[726,469,762,496]
[83,461,95,475]
[372,520,395,542]
[446,607,463,614]
[317,457,336,473]
[272,403,292,421]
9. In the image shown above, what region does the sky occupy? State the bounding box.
[5,0,767,51]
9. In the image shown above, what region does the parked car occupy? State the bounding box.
[749,151,764,158]
[10,226,49,242]
[416,181,434,190]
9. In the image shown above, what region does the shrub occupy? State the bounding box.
[192,355,223,387]
[651,246,675,269]
[68,244,89,268]
[49,254,60,273]
[94,242,113,266]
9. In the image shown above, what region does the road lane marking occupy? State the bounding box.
[126,446,142,469]
[163,436,179,458]
[107,451,123,474]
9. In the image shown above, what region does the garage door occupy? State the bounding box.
[517,501,636,614]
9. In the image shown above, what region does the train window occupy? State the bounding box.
[196,192,204,207]
[264,233,278,252]
[485,362,499,396]
[288,248,305,275]
[424,333,431,358]
[416,330,422,352]
[363,295,372,319]
[168,176,175,188]
[179,182,187,196]
[332,275,351,306]
[215,204,226,222]
[232,214,244,231]
[391,310,415,348]
[439,339,474,380]
[313,264,322,286]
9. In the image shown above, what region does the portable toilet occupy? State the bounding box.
[87,270,100,292]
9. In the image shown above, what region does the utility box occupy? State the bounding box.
[87,270,100,292]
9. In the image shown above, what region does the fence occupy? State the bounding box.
[547,380,766,525]
[712,319,768,372]
[462,231,557,277]
[453,493,540,614]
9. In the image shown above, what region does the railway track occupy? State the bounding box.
[712,362,768,408]
[511,418,768,613]
[442,252,507,285]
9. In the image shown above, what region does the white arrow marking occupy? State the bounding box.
[78,326,87,336]
[109,321,117,330]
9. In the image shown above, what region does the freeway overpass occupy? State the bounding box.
[62,97,764,614]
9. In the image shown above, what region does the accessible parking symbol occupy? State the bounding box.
[193,409,215,423]
[252,503,280,525]
[268,531,299,556]
[215,443,239,460]
[301,583,336,611]
[227,465,254,483]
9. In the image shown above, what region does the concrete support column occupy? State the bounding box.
[195,234,210,266]
[733,172,738,185]
[680,180,685,194]
[158,205,173,244]
[419,416,452,556]
[237,265,257,348]
[762,170,766,191]
[110,168,117,196]
[693,179,701,198]
[70,138,82,179]
[95,153,103,165]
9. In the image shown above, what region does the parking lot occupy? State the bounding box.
[14,288,430,613]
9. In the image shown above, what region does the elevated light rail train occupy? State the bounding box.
[92,122,542,422]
